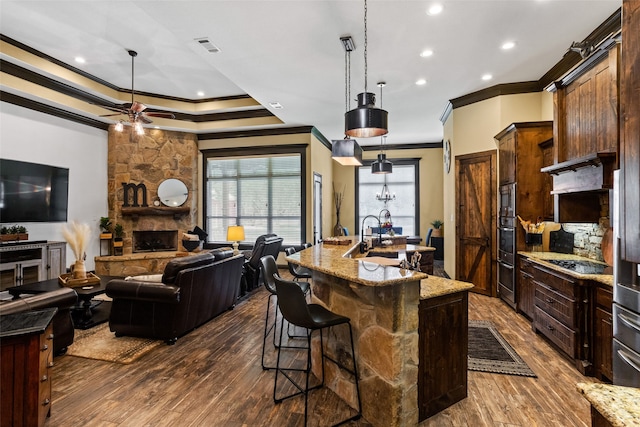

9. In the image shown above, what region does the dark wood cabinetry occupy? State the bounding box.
[418,291,468,421]
[1,309,56,427]
[539,139,555,221]
[620,0,640,262]
[593,285,613,381]
[532,263,591,375]
[495,122,553,310]
[517,255,535,319]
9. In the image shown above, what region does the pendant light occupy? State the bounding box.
[332,36,363,166]
[371,83,392,174]
[344,0,388,138]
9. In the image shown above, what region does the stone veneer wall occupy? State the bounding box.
[562,221,609,262]
[108,126,198,256]
[311,272,421,427]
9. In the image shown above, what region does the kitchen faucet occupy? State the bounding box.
[360,215,382,253]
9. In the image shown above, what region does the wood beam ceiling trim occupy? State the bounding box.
[1,90,108,130]
[198,126,315,141]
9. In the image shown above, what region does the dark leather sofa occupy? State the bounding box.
[0,287,78,355]
[106,248,244,344]
[243,234,283,293]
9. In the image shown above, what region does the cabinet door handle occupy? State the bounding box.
[41,375,48,382]
[48,333,54,340]
[48,361,54,368]
[41,344,48,351]
[42,398,50,406]
[545,298,554,304]
[547,325,555,331]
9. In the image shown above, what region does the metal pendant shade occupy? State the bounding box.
[371,153,392,174]
[332,138,363,166]
[345,93,388,138]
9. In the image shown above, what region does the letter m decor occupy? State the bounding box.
[122,182,148,207]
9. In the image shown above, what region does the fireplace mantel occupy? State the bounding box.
[121,206,190,220]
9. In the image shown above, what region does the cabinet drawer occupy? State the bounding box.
[519,257,533,276]
[533,264,577,296]
[534,281,577,327]
[535,306,577,358]
[596,285,613,311]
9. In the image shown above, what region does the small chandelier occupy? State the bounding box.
[344,0,388,138]
[376,178,395,204]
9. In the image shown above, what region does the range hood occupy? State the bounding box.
[541,152,616,223]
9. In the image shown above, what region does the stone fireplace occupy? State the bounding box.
[133,230,178,253]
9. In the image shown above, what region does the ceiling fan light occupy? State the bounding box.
[371,153,393,174]
[331,138,363,166]
[134,122,144,135]
[114,121,124,132]
[345,92,388,138]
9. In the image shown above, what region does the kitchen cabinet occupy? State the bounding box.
[532,262,591,375]
[517,255,535,320]
[1,308,56,427]
[539,138,555,221]
[620,0,640,262]
[593,284,613,381]
[418,291,468,421]
[0,242,66,290]
[495,122,553,310]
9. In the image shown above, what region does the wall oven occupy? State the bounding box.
[498,183,517,308]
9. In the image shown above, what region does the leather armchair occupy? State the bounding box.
[0,287,78,355]
[243,235,283,293]
[106,248,244,344]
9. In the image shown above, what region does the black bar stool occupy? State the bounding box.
[285,246,313,281]
[259,255,310,370]
[272,275,361,426]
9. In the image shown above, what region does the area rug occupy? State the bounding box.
[468,320,536,377]
[66,323,163,364]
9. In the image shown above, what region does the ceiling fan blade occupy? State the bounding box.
[99,113,125,117]
[131,101,147,113]
[138,114,154,124]
[97,105,127,113]
[145,112,176,119]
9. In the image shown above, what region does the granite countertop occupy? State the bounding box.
[519,251,613,286]
[420,276,475,300]
[287,242,428,287]
[576,382,640,427]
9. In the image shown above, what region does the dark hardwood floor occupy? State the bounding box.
[46,269,596,427]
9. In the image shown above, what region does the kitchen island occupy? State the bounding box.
[287,241,474,426]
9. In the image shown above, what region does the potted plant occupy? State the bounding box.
[431,219,443,237]
[99,217,112,239]
[113,223,124,255]
[1,225,29,242]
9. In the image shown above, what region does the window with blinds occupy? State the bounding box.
[357,163,418,236]
[205,154,302,244]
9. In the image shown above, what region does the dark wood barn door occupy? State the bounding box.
[455,150,497,296]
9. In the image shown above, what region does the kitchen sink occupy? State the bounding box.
[367,251,399,259]
[546,259,608,275]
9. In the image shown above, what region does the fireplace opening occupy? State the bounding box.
[133,230,178,253]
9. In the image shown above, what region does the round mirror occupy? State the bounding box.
[157,179,188,207]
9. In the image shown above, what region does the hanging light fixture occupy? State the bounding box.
[376,175,396,205]
[332,36,363,166]
[371,83,393,174]
[344,0,388,138]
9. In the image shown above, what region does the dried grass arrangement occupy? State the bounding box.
[62,221,91,279]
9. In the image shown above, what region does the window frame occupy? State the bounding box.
[201,145,307,244]
[355,157,420,236]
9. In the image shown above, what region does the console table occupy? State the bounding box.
[0,241,66,290]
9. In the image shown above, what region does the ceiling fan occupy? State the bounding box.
[99,50,175,128]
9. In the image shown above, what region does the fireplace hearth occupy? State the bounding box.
[133,230,178,253]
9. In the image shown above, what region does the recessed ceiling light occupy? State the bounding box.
[482,74,493,81]
[416,79,427,86]
[197,91,205,97]
[420,49,434,58]
[427,4,443,15]
[269,102,283,109]
[74,57,85,64]
[501,41,516,50]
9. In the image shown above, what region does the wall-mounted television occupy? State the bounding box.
[0,159,69,223]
